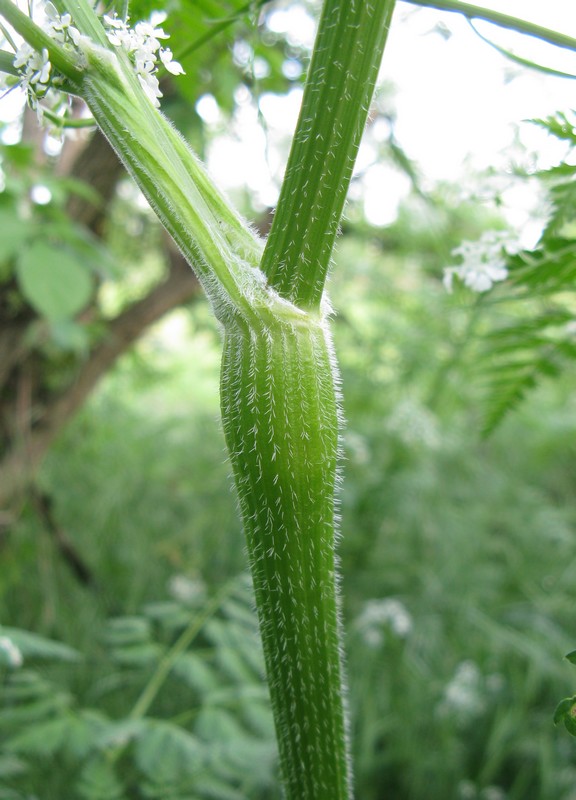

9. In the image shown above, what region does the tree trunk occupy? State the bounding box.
[0,126,201,510]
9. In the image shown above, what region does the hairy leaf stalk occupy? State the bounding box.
[220,306,348,798]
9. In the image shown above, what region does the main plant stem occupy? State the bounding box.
[0,0,397,796]
[221,310,347,797]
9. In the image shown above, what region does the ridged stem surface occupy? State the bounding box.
[0,1,398,796]
[260,0,397,310]
[220,309,348,798]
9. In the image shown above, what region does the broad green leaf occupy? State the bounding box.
[0,209,34,277]
[565,650,576,665]
[195,708,245,744]
[554,697,575,725]
[556,696,576,737]
[16,241,93,321]
[50,319,91,353]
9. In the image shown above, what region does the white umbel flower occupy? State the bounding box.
[8,4,184,113]
[160,48,185,75]
[356,598,413,647]
[443,231,518,294]
[103,13,185,107]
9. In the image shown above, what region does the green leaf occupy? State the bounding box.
[0,694,72,730]
[531,112,576,144]
[63,711,111,761]
[76,755,125,800]
[554,697,575,725]
[110,642,164,667]
[143,602,192,632]
[0,754,28,779]
[5,717,70,757]
[102,616,152,647]
[0,209,34,278]
[93,718,145,751]
[172,653,220,694]
[192,777,246,800]
[49,319,91,353]
[15,241,93,321]
[0,627,81,662]
[135,720,205,783]
[565,650,576,665]
[0,142,34,168]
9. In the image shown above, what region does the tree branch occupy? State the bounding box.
[0,252,200,508]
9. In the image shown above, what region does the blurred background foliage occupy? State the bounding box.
[1,1,576,799]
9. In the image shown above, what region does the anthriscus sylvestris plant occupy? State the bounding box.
[0,0,396,795]
[3,0,576,796]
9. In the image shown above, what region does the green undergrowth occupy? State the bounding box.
[2,238,576,799]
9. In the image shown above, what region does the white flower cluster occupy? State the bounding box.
[458,780,508,800]
[0,635,23,668]
[103,14,184,107]
[436,660,502,726]
[443,231,518,294]
[168,574,206,605]
[356,598,413,648]
[11,2,77,115]
[8,3,184,116]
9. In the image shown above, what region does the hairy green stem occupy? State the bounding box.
[403,0,576,53]
[0,0,83,80]
[75,44,264,324]
[220,310,348,798]
[0,0,398,795]
[260,0,397,310]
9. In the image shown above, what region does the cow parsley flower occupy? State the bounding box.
[437,660,485,723]
[44,2,74,43]
[9,3,78,118]
[356,598,413,647]
[443,231,517,294]
[160,48,185,75]
[7,4,184,116]
[103,13,185,107]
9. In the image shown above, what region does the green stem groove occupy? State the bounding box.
[0,1,399,796]
[220,311,348,798]
[260,0,397,310]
